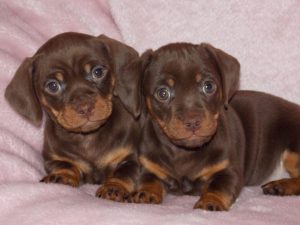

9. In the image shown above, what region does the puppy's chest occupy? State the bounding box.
[161,149,229,195]
[169,152,204,180]
[76,136,131,170]
[152,151,208,195]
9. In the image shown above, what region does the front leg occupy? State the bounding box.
[96,156,139,203]
[41,160,82,187]
[131,172,166,204]
[194,168,242,211]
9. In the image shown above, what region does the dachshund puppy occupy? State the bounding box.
[5,32,141,202]
[132,43,300,211]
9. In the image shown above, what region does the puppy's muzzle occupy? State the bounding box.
[160,110,217,148]
[70,93,96,118]
[54,91,112,133]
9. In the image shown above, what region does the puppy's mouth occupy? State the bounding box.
[56,112,111,133]
[67,118,108,133]
[170,133,214,149]
[158,118,217,149]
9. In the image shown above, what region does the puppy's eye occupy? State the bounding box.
[91,65,107,81]
[45,79,61,94]
[155,87,171,102]
[202,80,217,95]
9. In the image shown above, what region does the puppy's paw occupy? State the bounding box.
[40,172,80,187]
[131,190,162,204]
[194,192,230,211]
[262,178,300,196]
[96,182,130,203]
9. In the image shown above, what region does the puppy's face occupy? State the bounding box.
[143,43,240,148]
[36,37,114,132]
[5,33,140,133]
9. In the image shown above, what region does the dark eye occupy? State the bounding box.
[45,79,61,94]
[155,87,171,102]
[91,65,106,80]
[202,79,217,95]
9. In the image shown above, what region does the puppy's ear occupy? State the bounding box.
[135,49,153,78]
[96,35,141,118]
[200,43,240,108]
[5,57,42,126]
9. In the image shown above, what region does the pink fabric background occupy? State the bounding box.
[0,0,300,224]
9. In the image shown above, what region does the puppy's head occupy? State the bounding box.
[141,43,240,148]
[5,32,140,133]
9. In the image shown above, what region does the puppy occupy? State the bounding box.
[5,32,141,202]
[131,43,300,210]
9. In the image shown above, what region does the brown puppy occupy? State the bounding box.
[132,43,300,210]
[5,32,141,202]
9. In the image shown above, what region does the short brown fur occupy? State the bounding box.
[5,32,142,203]
[132,42,300,211]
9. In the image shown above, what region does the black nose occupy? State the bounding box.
[183,116,201,131]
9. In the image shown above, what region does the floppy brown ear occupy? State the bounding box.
[200,43,240,108]
[96,35,141,118]
[138,48,153,90]
[5,57,42,126]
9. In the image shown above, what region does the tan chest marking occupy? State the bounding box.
[139,156,171,180]
[50,154,92,175]
[194,160,229,181]
[97,146,132,169]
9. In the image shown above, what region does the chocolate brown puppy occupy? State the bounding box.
[5,32,141,202]
[132,43,300,210]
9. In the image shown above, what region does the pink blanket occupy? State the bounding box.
[1,1,300,224]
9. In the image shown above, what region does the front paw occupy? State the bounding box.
[194,192,230,211]
[131,190,162,204]
[41,172,80,187]
[96,182,130,203]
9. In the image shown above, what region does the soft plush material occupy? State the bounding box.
[0,1,300,224]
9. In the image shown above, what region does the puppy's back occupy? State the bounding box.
[230,90,300,185]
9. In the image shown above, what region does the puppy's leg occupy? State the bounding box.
[262,150,300,195]
[131,172,165,204]
[41,161,82,187]
[194,168,242,211]
[262,178,300,195]
[96,155,139,203]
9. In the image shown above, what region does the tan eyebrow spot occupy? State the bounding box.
[55,72,64,82]
[84,64,92,73]
[167,78,175,87]
[195,74,202,82]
